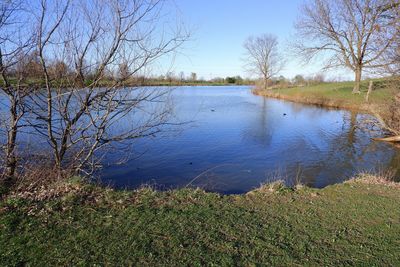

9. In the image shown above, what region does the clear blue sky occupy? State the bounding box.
[159,0,350,80]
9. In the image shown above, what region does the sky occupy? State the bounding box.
[157,0,350,81]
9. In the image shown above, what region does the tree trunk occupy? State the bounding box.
[352,66,362,94]
[373,136,400,142]
[5,127,17,183]
[365,80,373,102]
[2,97,18,190]
[264,75,269,90]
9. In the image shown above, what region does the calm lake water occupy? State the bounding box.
[101,86,400,194]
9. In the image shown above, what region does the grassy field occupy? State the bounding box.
[253,80,395,112]
[1,176,399,266]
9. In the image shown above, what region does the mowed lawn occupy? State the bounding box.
[1,177,399,266]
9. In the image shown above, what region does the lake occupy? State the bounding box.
[101,86,400,194]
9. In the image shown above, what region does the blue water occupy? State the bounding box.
[101,86,400,194]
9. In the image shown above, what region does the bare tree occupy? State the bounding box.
[14,51,43,79]
[179,71,185,83]
[294,0,400,93]
[243,34,284,90]
[166,71,175,84]
[190,72,197,82]
[118,62,131,82]
[30,0,188,174]
[49,60,70,80]
[0,0,189,188]
[380,0,400,75]
[0,0,34,188]
[293,74,306,85]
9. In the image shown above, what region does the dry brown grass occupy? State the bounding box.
[253,88,377,111]
[247,180,287,195]
[13,165,74,192]
[349,171,400,188]
[0,164,82,201]
[385,92,400,134]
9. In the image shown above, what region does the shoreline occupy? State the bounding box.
[252,88,376,113]
[251,84,399,138]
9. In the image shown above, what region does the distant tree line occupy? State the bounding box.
[250,73,327,89]
[126,73,255,86]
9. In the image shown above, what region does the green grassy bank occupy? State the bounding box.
[253,81,395,113]
[1,176,399,266]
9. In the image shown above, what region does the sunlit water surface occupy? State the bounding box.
[100,86,400,194]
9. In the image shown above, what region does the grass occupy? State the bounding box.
[1,176,399,266]
[253,80,395,112]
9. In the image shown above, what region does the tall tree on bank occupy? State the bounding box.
[294,0,400,93]
[243,34,284,89]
